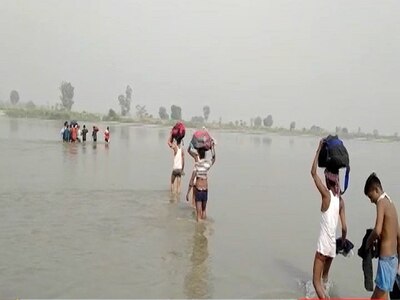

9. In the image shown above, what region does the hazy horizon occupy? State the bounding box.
[1,0,399,134]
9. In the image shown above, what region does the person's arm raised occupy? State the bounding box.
[339,197,347,242]
[167,132,174,148]
[311,139,330,210]
[211,143,216,165]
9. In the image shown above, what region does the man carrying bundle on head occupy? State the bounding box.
[168,122,186,195]
[311,137,349,299]
[186,129,216,222]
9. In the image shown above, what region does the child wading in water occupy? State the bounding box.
[311,139,347,299]
[186,143,215,222]
[364,173,400,300]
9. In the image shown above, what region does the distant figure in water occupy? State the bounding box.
[63,124,71,143]
[311,139,347,299]
[81,125,88,142]
[92,126,98,142]
[77,125,82,143]
[186,143,216,222]
[104,126,110,143]
[168,132,185,194]
[364,173,400,300]
[60,121,68,142]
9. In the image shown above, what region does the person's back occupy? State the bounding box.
[311,140,347,299]
[104,127,110,143]
[168,133,185,194]
[71,126,77,142]
[77,126,82,142]
[63,126,70,142]
[173,145,183,170]
[318,190,340,258]
[82,125,88,142]
[92,127,97,142]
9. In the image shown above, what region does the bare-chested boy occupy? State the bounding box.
[365,172,400,300]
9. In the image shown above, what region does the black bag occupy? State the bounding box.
[318,135,350,194]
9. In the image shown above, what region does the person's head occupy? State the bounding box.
[364,172,383,203]
[324,169,340,196]
[107,126,109,130]
[176,137,182,146]
[198,148,206,159]
[83,125,86,129]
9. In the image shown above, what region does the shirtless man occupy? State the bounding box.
[186,144,216,222]
[365,172,400,300]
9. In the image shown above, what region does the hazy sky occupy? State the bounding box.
[1,0,399,134]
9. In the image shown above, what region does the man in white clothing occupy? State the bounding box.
[311,139,348,299]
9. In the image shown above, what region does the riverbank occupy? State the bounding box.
[1,105,399,142]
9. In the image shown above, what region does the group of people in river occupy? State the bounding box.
[166,125,400,299]
[60,121,110,143]
[310,139,400,300]
[167,125,216,223]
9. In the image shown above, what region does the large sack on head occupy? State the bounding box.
[318,135,350,194]
[171,122,186,143]
[190,130,213,150]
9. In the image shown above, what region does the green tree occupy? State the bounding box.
[59,81,74,111]
[263,115,273,127]
[125,85,133,112]
[290,121,296,131]
[171,105,182,120]
[118,85,133,116]
[159,106,169,119]
[191,116,205,124]
[254,116,262,127]
[203,105,210,122]
[26,101,36,109]
[136,105,148,119]
[10,90,19,105]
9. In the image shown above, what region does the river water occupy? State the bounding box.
[1,117,400,299]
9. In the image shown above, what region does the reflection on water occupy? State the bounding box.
[10,118,19,132]
[158,129,167,141]
[120,126,130,140]
[262,137,272,146]
[135,126,148,139]
[0,117,384,298]
[252,136,261,147]
[62,142,78,158]
[184,224,212,299]
[82,142,87,154]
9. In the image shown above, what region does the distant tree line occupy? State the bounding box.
[4,84,394,141]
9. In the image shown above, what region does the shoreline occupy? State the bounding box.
[1,106,399,143]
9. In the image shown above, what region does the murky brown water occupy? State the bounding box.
[1,117,400,299]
